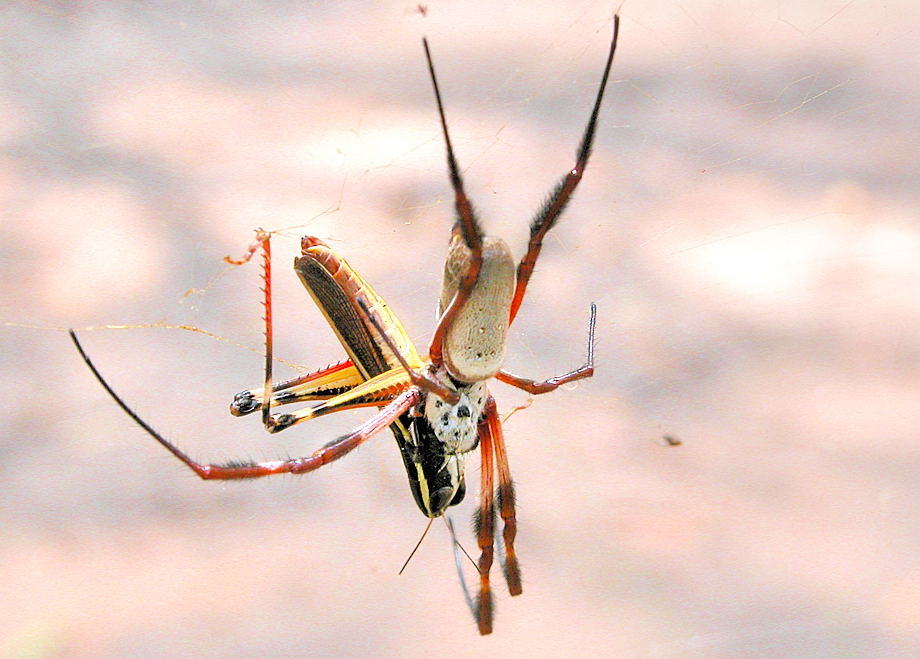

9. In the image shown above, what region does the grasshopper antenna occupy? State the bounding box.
[399,516,436,575]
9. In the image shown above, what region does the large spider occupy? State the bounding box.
[71,15,620,635]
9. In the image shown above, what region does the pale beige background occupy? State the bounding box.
[2,1,919,657]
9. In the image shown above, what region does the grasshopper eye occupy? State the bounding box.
[429,486,455,513]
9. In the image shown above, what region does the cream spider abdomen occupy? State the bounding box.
[439,235,515,384]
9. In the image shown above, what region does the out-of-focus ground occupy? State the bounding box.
[2,1,919,656]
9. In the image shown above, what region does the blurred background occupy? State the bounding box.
[2,1,919,656]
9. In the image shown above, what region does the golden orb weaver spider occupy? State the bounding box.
[70,15,620,635]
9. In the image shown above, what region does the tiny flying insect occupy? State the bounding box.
[70,16,620,635]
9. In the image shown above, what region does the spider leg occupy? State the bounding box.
[422,38,485,367]
[509,15,620,322]
[485,396,521,596]
[474,404,496,635]
[70,327,420,481]
[496,302,596,394]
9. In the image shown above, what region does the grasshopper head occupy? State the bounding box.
[399,382,486,518]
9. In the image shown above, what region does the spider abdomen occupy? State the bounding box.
[439,235,515,383]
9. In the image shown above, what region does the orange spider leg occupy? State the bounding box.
[485,396,521,595]
[509,16,619,323]
[496,303,596,394]
[474,405,496,635]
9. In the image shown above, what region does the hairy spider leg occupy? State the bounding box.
[69,328,420,479]
[474,405,496,635]
[509,15,620,323]
[455,396,521,635]
[422,38,485,366]
[495,302,597,393]
[487,396,521,596]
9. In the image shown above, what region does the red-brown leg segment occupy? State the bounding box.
[257,230,277,430]
[484,397,522,596]
[222,228,282,431]
[70,326,420,480]
[422,38,484,367]
[474,407,496,635]
[509,16,620,323]
[496,302,596,394]
[222,229,283,427]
